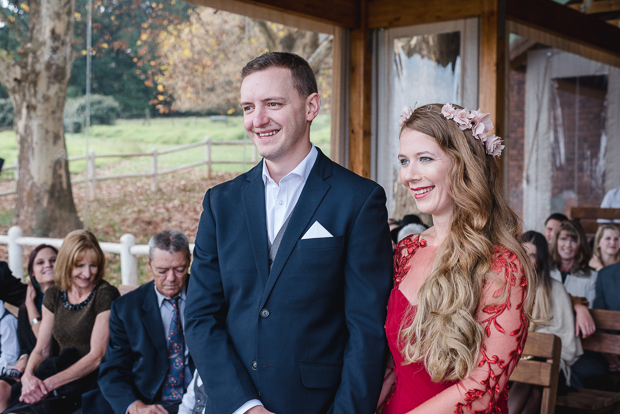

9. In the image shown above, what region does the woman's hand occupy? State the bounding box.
[574,303,595,338]
[19,372,49,404]
[26,282,37,305]
[589,255,604,271]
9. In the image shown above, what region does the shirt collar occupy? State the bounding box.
[154,282,187,308]
[262,144,318,186]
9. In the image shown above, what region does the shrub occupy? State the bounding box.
[64,94,121,133]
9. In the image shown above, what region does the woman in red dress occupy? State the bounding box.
[379,104,535,414]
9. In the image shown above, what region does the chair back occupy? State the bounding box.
[582,309,620,355]
[511,332,562,414]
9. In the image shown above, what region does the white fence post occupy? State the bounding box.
[8,226,23,280]
[205,137,212,179]
[120,234,138,286]
[88,150,96,200]
[151,149,158,192]
[252,143,257,163]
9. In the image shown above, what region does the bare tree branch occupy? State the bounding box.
[255,20,276,52]
[0,6,27,45]
[307,36,333,74]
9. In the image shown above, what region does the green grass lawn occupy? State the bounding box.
[0,114,332,181]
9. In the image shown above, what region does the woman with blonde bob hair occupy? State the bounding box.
[5,230,119,414]
[589,223,620,271]
[378,103,534,414]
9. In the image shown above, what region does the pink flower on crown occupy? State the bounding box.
[470,109,494,140]
[454,109,471,130]
[441,104,457,120]
[485,134,504,157]
[399,106,414,128]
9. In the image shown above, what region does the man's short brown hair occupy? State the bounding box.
[241,52,318,99]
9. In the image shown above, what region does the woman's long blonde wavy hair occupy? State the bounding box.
[398,104,535,382]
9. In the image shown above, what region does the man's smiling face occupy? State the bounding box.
[240,67,312,164]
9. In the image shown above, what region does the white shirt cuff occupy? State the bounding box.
[232,399,263,414]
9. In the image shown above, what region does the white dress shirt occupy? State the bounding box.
[263,145,318,243]
[0,302,19,370]
[599,186,620,223]
[235,145,318,414]
[178,369,204,414]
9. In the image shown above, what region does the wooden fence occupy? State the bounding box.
[0,137,258,199]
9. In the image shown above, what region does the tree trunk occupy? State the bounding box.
[2,0,82,237]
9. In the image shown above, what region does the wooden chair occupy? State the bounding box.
[555,309,620,413]
[511,332,562,414]
[570,207,620,235]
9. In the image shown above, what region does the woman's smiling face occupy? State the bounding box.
[399,129,453,220]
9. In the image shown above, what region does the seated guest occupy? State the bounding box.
[599,185,620,223]
[0,301,19,411]
[550,221,606,388]
[178,370,205,414]
[593,236,620,373]
[509,231,583,414]
[550,220,597,338]
[544,212,568,246]
[4,230,120,414]
[589,224,620,271]
[0,245,58,412]
[0,262,26,308]
[96,230,193,414]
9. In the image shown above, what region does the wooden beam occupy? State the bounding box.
[568,0,620,14]
[186,0,359,29]
[507,0,620,61]
[367,0,484,29]
[349,0,372,178]
[480,0,507,181]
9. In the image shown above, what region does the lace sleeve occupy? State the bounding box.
[408,248,529,414]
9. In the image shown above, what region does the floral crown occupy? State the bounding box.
[399,104,504,157]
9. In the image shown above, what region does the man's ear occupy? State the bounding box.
[306,92,321,122]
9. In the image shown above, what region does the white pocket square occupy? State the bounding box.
[301,221,333,239]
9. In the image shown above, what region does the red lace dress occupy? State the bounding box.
[383,235,528,414]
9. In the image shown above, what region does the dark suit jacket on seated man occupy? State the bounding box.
[97,230,195,414]
[185,52,393,414]
[0,261,27,307]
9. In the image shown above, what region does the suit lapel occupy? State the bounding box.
[260,150,332,308]
[142,284,168,361]
[241,161,270,288]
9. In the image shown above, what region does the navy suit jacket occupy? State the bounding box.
[97,281,193,414]
[594,261,620,310]
[0,261,26,307]
[185,149,393,414]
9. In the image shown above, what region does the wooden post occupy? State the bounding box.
[151,149,158,192]
[88,150,96,200]
[119,233,138,286]
[252,144,258,164]
[349,0,372,178]
[480,0,507,184]
[205,138,212,179]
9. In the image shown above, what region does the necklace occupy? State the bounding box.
[61,282,101,311]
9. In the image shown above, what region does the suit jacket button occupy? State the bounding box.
[268,259,273,265]
[251,361,258,371]
[260,308,270,318]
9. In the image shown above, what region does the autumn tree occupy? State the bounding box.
[0,0,82,236]
[155,8,334,115]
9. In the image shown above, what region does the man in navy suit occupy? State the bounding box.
[96,230,194,414]
[185,52,393,414]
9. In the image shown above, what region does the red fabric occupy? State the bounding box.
[383,235,528,414]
